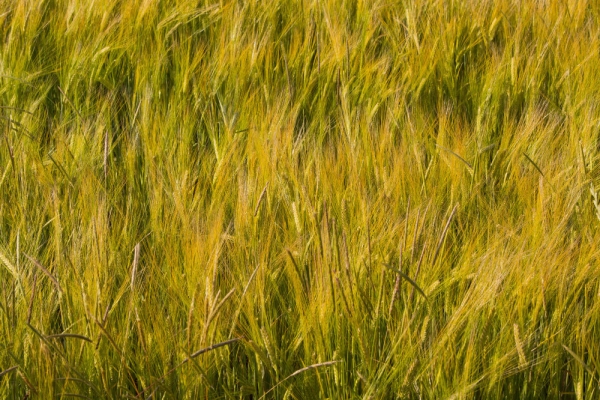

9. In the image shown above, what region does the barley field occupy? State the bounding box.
[0,0,599,398]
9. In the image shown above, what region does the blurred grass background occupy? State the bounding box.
[0,0,600,398]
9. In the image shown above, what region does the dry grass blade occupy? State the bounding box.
[103,132,109,179]
[47,153,74,187]
[0,105,33,115]
[95,302,112,349]
[101,302,111,325]
[254,182,269,216]
[258,360,342,400]
[23,253,63,294]
[0,365,17,378]
[562,344,598,383]
[241,266,260,299]
[383,263,428,301]
[4,133,15,176]
[436,144,473,171]
[408,241,428,305]
[188,337,241,359]
[523,153,557,193]
[479,143,497,153]
[431,204,458,267]
[523,153,545,177]
[17,369,37,394]
[286,360,341,379]
[94,318,124,357]
[57,86,82,119]
[228,265,260,337]
[206,288,236,328]
[389,199,410,315]
[46,334,93,343]
[130,243,141,292]
[286,249,306,289]
[27,273,37,324]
